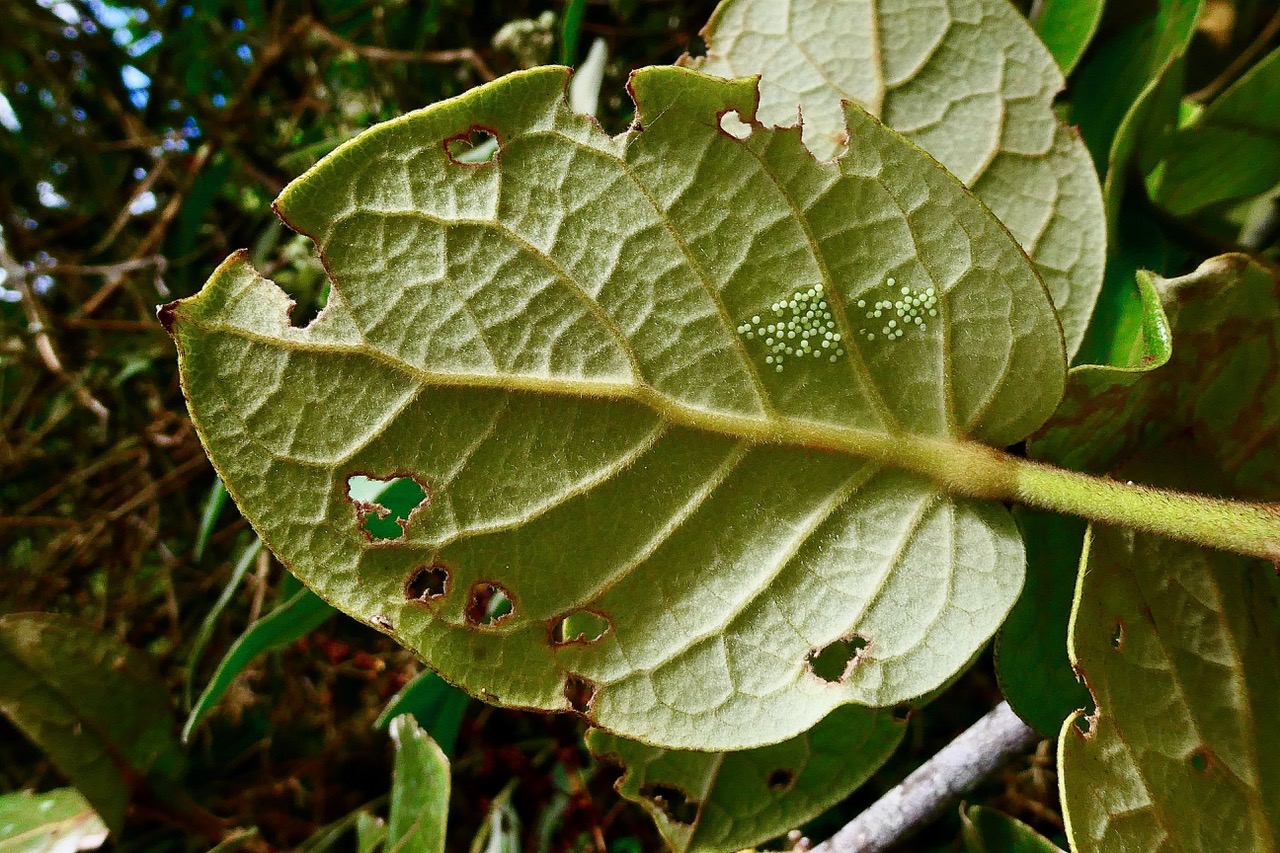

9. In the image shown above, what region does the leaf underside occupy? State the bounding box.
[686,0,1106,358]
[170,65,1065,750]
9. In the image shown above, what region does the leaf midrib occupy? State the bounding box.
[186,317,998,498]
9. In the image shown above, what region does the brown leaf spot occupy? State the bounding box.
[1190,747,1213,774]
[767,768,795,791]
[639,783,699,825]
[563,673,596,714]
[465,582,514,626]
[806,634,869,683]
[1110,619,1124,650]
[405,563,449,603]
[551,610,610,645]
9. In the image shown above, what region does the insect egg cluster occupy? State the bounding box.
[737,284,846,372]
[854,278,937,342]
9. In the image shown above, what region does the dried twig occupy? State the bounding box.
[811,702,1042,853]
[307,19,497,80]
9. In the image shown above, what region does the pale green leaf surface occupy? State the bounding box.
[961,803,1064,852]
[0,789,108,853]
[1147,47,1280,216]
[1033,0,1105,75]
[687,0,1105,357]
[170,66,1066,750]
[374,669,468,758]
[356,812,388,853]
[587,705,905,853]
[387,715,449,853]
[0,615,181,836]
[1061,524,1280,852]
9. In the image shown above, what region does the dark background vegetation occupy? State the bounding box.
[1,0,1275,850]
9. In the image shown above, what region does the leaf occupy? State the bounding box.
[587,705,906,853]
[374,669,469,758]
[183,586,336,741]
[387,715,450,853]
[184,537,262,709]
[1033,0,1106,75]
[1031,255,1280,850]
[0,614,182,835]
[1061,524,1280,852]
[961,803,1064,853]
[356,812,388,853]
[1146,47,1280,216]
[686,0,1105,357]
[1030,255,1272,487]
[994,510,1092,737]
[469,783,521,853]
[0,789,108,853]
[168,65,1066,750]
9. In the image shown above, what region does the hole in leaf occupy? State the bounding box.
[405,563,449,603]
[552,610,610,645]
[640,784,700,825]
[465,582,514,626]
[347,474,430,542]
[445,126,498,164]
[718,108,752,140]
[563,673,596,713]
[892,704,912,723]
[806,634,869,683]
[1073,713,1094,737]
[767,768,795,791]
[1189,747,1211,774]
[1110,620,1124,650]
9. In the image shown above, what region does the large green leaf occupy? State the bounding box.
[1032,0,1106,75]
[1146,47,1280,216]
[0,614,182,835]
[168,65,1066,750]
[0,789,108,853]
[961,803,1064,853]
[587,705,906,852]
[686,0,1105,357]
[1031,255,1280,849]
[1061,524,1280,851]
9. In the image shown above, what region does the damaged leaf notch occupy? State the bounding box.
[347,474,430,542]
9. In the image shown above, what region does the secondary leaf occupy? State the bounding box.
[587,705,906,853]
[1146,47,1280,216]
[184,586,336,741]
[0,789,108,853]
[169,65,1065,750]
[994,510,1092,737]
[1061,524,1280,852]
[961,803,1064,852]
[1033,0,1106,75]
[387,715,450,853]
[686,0,1105,357]
[0,614,183,835]
[374,669,469,758]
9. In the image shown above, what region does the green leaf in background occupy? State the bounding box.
[470,782,521,853]
[587,705,906,853]
[183,587,336,741]
[374,669,469,758]
[1032,0,1106,75]
[995,510,1092,737]
[1146,47,1280,216]
[356,812,388,853]
[1061,524,1280,852]
[1071,0,1204,167]
[386,715,450,853]
[961,803,1064,852]
[185,538,263,710]
[0,614,183,835]
[169,65,1065,750]
[0,789,108,853]
[686,0,1105,357]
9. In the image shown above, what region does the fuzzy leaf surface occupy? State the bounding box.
[169,66,1065,750]
[587,705,905,852]
[687,0,1105,357]
[0,789,108,853]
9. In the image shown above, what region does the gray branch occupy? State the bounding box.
[811,701,1041,853]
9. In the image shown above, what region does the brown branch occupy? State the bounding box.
[306,19,497,80]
